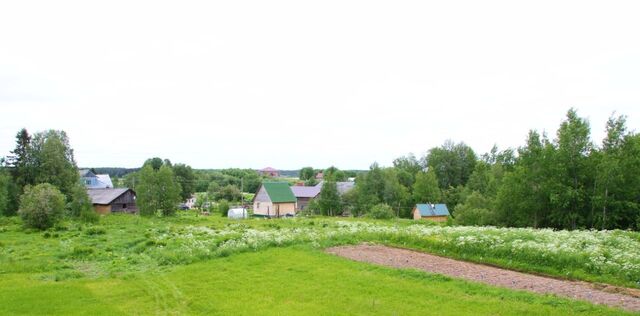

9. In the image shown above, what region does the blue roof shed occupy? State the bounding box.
[414,204,450,220]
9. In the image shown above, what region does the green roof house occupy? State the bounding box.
[253,182,297,217]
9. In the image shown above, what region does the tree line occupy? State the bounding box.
[335,108,639,230]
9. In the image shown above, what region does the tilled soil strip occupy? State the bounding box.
[326,244,640,312]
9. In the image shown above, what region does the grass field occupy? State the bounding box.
[0,213,638,315]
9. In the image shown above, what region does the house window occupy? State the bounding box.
[85,179,91,185]
[257,202,260,208]
[122,204,127,209]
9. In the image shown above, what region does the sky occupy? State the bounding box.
[1,0,639,170]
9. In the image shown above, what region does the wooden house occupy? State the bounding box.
[412,203,450,222]
[87,188,137,214]
[252,182,297,217]
[290,181,355,211]
[290,185,321,211]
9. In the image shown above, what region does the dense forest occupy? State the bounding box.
[345,108,640,230]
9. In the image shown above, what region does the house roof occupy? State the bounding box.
[415,204,450,217]
[87,188,134,205]
[290,185,321,198]
[261,167,278,172]
[315,181,356,195]
[96,174,113,188]
[79,169,96,178]
[336,182,355,195]
[262,182,296,203]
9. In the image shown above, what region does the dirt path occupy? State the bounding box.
[326,244,640,312]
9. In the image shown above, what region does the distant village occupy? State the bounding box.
[80,166,449,222]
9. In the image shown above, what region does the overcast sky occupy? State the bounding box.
[1,1,639,169]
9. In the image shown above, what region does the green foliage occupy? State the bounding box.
[214,184,242,202]
[5,129,87,214]
[173,163,195,201]
[206,182,220,199]
[454,191,494,225]
[412,170,441,204]
[193,169,262,193]
[305,198,320,215]
[18,183,65,230]
[323,166,346,181]
[551,108,593,229]
[84,226,106,235]
[143,157,165,170]
[392,154,422,187]
[318,181,341,216]
[303,178,318,186]
[218,199,230,217]
[368,203,395,219]
[5,128,35,190]
[299,166,315,180]
[0,169,12,216]
[381,168,410,217]
[79,207,99,223]
[425,140,477,189]
[137,165,181,216]
[67,183,93,218]
[30,130,80,199]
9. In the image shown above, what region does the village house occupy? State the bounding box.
[79,169,113,189]
[290,185,321,211]
[252,182,297,217]
[412,203,450,222]
[86,188,137,214]
[259,167,280,177]
[290,181,355,211]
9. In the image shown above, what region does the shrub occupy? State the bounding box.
[218,200,230,217]
[368,203,395,219]
[67,183,93,218]
[19,183,65,230]
[79,208,99,223]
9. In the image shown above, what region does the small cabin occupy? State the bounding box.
[413,203,450,222]
[252,182,297,217]
[87,188,137,214]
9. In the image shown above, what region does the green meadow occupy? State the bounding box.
[0,213,636,315]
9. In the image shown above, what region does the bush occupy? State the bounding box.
[79,208,99,223]
[18,183,65,230]
[368,203,395,219]
[218,200,230,217]
[67,183,94,218]
[454,191,495,226]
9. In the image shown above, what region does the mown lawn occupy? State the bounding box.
[0,247,630,315]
